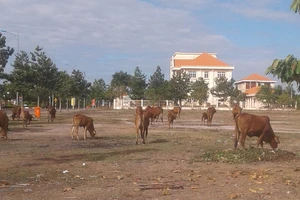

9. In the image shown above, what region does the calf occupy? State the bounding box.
[171,106,181,118]
[71,114,96,140]
[135,106,150,144]
[206,106,216,126]
[0,110,9,140]
[167,110,177,129]
[11,106,21,121]
[145,106,163,125]
[201,111,208,125]
[234,112,279,150]
[47,106,56,123]
[19,107,32,127]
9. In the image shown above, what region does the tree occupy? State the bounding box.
[110,71,132,99]
[0,33,14,73]
[210,77,235,105]
[129,67,147,100]
[230,88,247,106]
[69,69,91,99]
[190,77,209,106]
[255,85,275,108]
[145,66,168,104]
[291,0,300,14]
[167,71,191,106]
[90,78,107,105]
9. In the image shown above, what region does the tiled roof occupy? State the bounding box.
[174,52,229,68]
[245,86,261,95]
[240,73,273,81]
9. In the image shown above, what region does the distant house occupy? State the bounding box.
[170,52,234,106]
[234,73,276,109]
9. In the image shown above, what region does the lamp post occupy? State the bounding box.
[0,29,19,53]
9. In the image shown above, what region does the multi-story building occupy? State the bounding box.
[170,52,234,106]
[234,73,276,109]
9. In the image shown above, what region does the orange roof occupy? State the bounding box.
[245,86,261,95]
[240,73,273,81]
[174,52,229,68]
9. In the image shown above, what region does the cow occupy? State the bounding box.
[206,106,216,126]
[171,106,181,118]
[135,106,150,144]
[201,111,208,125]
[47,106,56,123]
[71,114,96,140]
[145,106,163,125]
[0,110,9,140]
[233,108,280,150]
[11,106,21,121]
[167,110,177,129]
[19,107,31,127]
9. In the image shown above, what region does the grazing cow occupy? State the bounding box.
[234,111,280,150]
[201,111,208,125]
[135,106,150,144]
[167,110,177,129]
[171,106,181,118]
[11,106,21,121]
[206,106,216,126]
[47,106,56,123]
[71,114,96,140]
[0,110,9,140]
[145,106,163,125]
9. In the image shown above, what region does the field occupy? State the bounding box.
[0,108,300,200]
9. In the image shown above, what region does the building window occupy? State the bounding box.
[204,72,208,79]
[217,72,225,78]
[188,71,196,78]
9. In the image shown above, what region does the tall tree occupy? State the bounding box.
[69,69,91,99]
[210,77,235,105]
[190,77,209,106]
[110,71,132,99]
[291,0,300,14]
[0,33,14,74]
[145,66,167,104]
[90,78,107,101]
[129,66,147,100]
[167,71,191,106]
[230,88,247,105]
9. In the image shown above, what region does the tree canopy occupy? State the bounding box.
[291,0,300,14]
[0,33,14,73]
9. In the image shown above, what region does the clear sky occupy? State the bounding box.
[1,0,299,85]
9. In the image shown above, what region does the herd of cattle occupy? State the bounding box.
[0,104,280,151]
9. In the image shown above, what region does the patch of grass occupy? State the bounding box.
[192,148,297,164]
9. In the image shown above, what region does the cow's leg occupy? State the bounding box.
[240,131,247,150]
[234,127,239,150]
[83,127,87,140]
[257,132,265,150]
[135,127,139,145]
[76,126,80,140]
[71,126,75,139]
[141,129,145,144]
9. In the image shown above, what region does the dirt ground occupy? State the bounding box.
[0,107,300,200]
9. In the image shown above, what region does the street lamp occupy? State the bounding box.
[0,29,19,53]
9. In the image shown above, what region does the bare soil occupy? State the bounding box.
[0,108,300,200]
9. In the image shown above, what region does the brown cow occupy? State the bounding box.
[234,110,280,150]
[206,106,216,126]
[0,110,9,140]
[19,107,31,127]
[11,106,21,121]
[71,114,96,140]
[47,106,56,123]
[145,106,163,125]
[171,106,181,118]
[135,106,150,144]
[201,111,208,125]
[167,110,177,129]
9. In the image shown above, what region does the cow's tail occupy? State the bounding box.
[234,114,240,150]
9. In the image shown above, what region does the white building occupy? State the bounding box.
[234,73,276,109]
[170,52,234,106]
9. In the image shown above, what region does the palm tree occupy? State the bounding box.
[291,0,300,14]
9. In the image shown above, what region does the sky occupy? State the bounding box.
[1,0,300,85]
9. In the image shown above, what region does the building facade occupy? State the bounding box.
[234,73,276,109]
[170,52,234,106]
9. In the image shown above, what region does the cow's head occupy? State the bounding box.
[232,105,242,119]
[270,136,280,150]
[90,130,96,138]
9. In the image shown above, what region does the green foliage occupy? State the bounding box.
[90,78,107,100]
[69,69,91,98]
[210,77,235,103]
[291,0,300,14]
[145,66,168,103]
[0,33,14,73]
[266,55,300,90]
[255,85,275,107]
[190,77,208,106]
[167,71,191,105]
[129,66,147,99]
[110,71,132,99]
[230,88,247,105]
